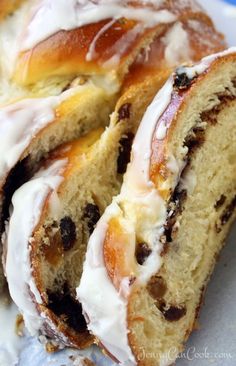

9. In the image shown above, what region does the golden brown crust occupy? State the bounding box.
[14,21,164,85]
[13,0,225,86]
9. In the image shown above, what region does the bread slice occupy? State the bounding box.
[77,48,236,366]
[4,72,168,348]
[0,82,115,297]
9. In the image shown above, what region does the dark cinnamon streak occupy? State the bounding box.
[216,195,236,233]
[117,133,134,174]
[1,157,32,233]
[162,91,236,248]
[214,194,226,210]
[118,103,131,122]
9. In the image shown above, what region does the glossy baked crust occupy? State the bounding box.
[13,0,225,85]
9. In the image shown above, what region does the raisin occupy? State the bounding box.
[147,276,167,300]
[47,283,87,333]
[118,103,131,121]
[158,302,187,321]
[83,204,100,234]
[214,194,226,210]
[174,69,194,90]
[83,359,95,366]
[117,133,134,174]
[59,217,76,251]
[136,242,152,265]
[45,342,59,353]
[163,189,187,244]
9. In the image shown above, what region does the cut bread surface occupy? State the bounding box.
[0,83,115,232]
[77,48,236,366]
[4,70,170,348]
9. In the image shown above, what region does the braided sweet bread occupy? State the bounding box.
[2,0,211,293]
[0,0,225,231]
[0,0,225,212]
[1,0,229,359]
[1,1,224,276]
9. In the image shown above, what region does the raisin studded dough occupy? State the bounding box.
[6,74,168,348]
[77,50,236,366]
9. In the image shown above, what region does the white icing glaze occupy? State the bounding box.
[78,203,136,366]
[162,22,190,66]
[156,120,168,140]
[102,23,144,68]
[86,19,117,61]
[78,47,236,364]
[177,46,236,79]
[78,78,174,365]
[0,85,87,185]
[21,0,176,51]
[6,159,67,336]
[0,2,29,78]
[0,297,24,366]
[123,77,173,192]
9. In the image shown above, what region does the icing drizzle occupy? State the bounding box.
[6,159,67,336]
[21,0,176,51]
